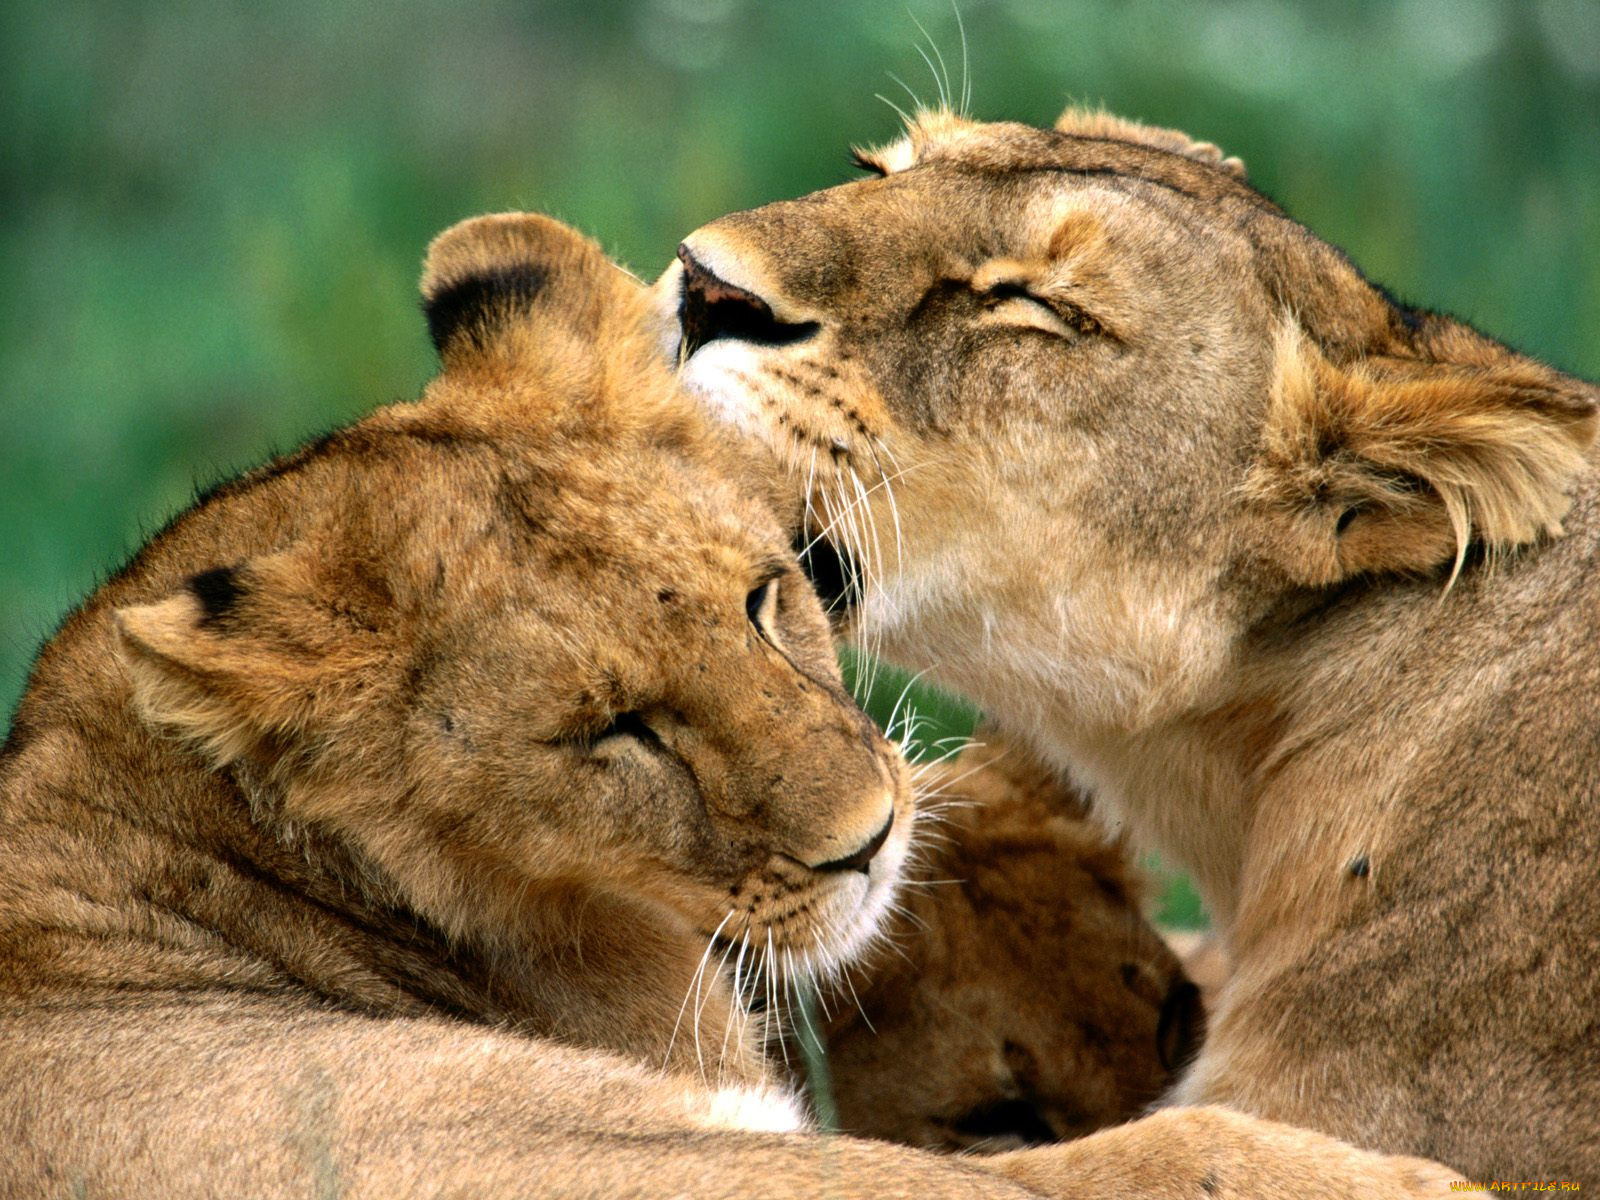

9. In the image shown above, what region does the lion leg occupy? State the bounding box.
[984,1106,1455,1199]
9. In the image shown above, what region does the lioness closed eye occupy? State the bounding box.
[663,105,1600,1177]
[0,211,1451,1198]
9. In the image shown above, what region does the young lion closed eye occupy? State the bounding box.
[0,211,1449,1198]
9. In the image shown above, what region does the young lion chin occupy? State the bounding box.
[0,212,1452,1198]
[662,105,1600,1178]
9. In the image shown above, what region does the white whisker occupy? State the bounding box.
[907,10,951,112]
[766,929,790,1068]
[838,964,876,1035]
[875,90,917,130]
[665,910,733,1075]
[953,0,971,114]
[695,927,740,1084]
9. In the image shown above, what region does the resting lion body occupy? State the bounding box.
[0,212,1450,1198]
[666,107,1600,1176]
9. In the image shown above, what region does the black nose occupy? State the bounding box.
[815,810,894,874]
[676,245,818,359]
[950,1098,1059,1148]
[1156,977,1206,1073]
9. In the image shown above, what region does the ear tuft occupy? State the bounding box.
[1250,322,1599,586]
[1055,106,1247,179]
[420,213,642,372]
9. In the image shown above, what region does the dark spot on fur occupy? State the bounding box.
[1095,873,1127,906]
[424,264,549,358]
[1201,1170,1221,1195]
[657,588,676,603]
[1120,962,1139,988]
[188,565,244,629]
[1348,853,1371,878]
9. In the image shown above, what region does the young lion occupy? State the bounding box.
[663,107,1600,1177]
[0,211,1451,1197]
[815,733,1205,1151]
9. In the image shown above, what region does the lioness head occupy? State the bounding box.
[658,108,1599,742]
[111,214,911,996]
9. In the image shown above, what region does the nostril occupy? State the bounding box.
[813,810,894,874]
[676,245,819,359]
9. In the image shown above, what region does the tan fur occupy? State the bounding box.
[0,211,1453,1197]
[665,105,1600,1177]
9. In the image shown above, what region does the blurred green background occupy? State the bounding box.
[5,1,1598,926]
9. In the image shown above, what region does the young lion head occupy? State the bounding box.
[108,214,912,1020]
[815,733,1201,1153]
[657,108,1599,748]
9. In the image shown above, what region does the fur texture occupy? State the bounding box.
[0,211,1453,1197]
[815,733,1201,1151]
[663,105,1600,1177]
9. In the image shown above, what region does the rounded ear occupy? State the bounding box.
[1247,321,1599,587]
[420,212,648,374]
[114,554,393,766]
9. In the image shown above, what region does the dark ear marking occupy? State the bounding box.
[187,565,244,629]
[423,263,549,358]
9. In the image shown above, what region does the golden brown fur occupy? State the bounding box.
[0,211,1452,1197]
[816,733,1202,1151]
[663,106,1600,1177]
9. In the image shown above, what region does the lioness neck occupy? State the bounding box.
[880,492,1600,950]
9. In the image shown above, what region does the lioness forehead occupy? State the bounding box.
[854,110,1272,213]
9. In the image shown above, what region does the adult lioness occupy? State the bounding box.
[0,211,1448,1196]
[663,107,1600,1177]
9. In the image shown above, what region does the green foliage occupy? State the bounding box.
[1151,862,1210,931]
[840,647,979,762]
[4,0,1597,934]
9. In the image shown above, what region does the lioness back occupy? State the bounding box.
[663,106,1600,1175]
